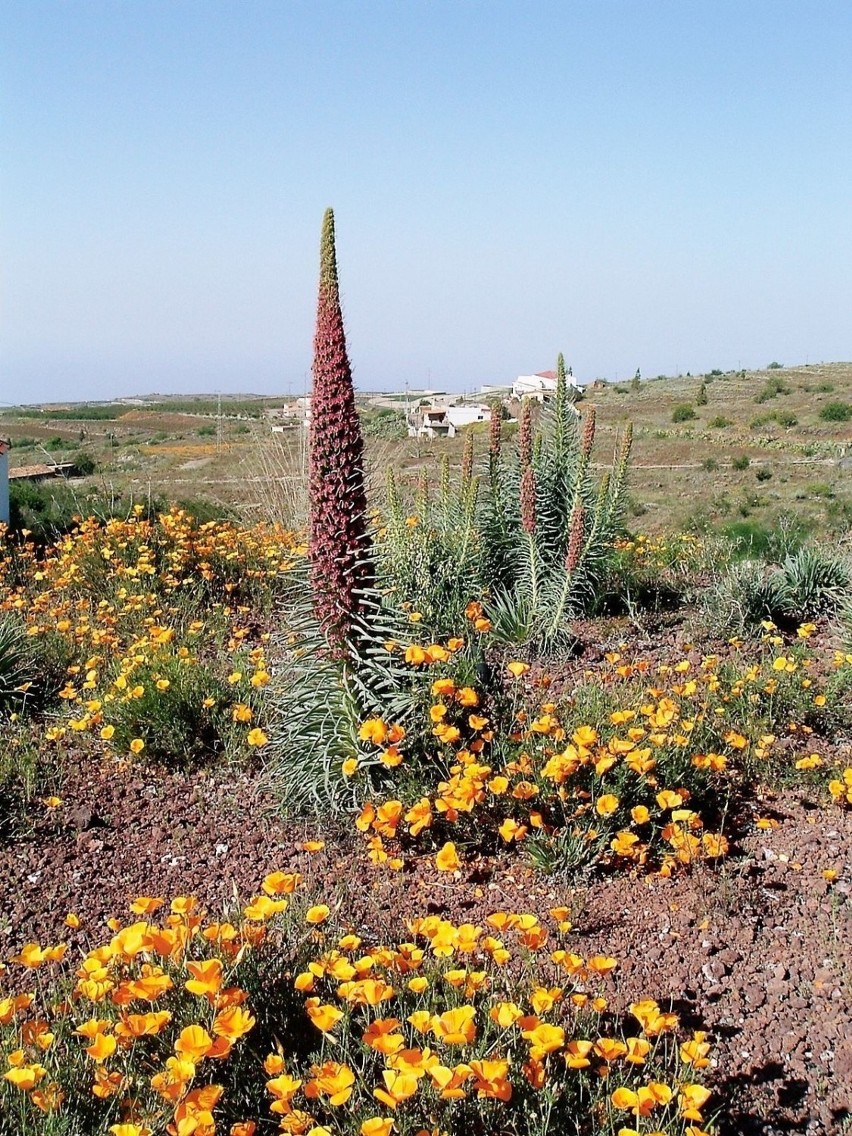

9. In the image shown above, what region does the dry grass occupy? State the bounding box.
[2,361,850,535]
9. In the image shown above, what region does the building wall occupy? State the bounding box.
[0,450,9,526]
[445,406,488,428]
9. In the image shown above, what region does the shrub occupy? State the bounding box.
[0,618,30,715]
[767,361,784,369]
[671,404,696,423]
[709,416,731,428]
[101,655,243,767]
[755,467,772,482]
[8,480,83,543]
[696,381,708,405]
[775,410,798,428]
[360,407,408,439]
[720,517,808,561]
[706,546,850,632]
[808,482,834,499]
[378,454,480,636]
[702,457,719,472]
[771,547,851,622]
[819,401,852,422]
[731,455,750,471]
[702,560,786,634]
[838,599,852,652]
[754,377,789,403]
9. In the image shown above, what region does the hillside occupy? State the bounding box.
[1,361,850,539]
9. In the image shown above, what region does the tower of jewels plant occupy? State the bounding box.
[308,207,372,650]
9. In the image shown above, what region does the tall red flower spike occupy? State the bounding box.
[308,208,371,648]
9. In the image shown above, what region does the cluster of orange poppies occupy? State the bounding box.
[352,619,848,876]
[0,873,714,1136]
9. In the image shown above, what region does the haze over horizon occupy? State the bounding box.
[2,1,851,402]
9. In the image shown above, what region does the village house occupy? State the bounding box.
[409,403,490,439]
[512,369,580,401]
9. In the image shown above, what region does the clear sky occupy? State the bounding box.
[2,1,851,401]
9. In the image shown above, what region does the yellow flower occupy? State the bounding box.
[4,1064,47,1090]
[359,718,389,744]
[185,959,223,999]
[306,999,344,1034]
[129,738,145,755]
[361,1120,394,1136]
[174,1024,213,1063]
[306,904,330,925]
[522,1021,565,1057]
[431,1005,477,1045]
[304,1060,355,1106]
[246,728,269,747]
[435,842,461,873]
[595,794,619,816]
[262,870,301,895]
[85,1032,117,1062]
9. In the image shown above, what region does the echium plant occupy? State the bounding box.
[482,353,633,651]
[268,210,421,812]
[308,207,372,649]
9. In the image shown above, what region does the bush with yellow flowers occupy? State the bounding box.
[349,612,852,876]
[0,873,714,1136]
[0,509,300,764]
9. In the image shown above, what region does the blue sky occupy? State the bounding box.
[2,1,851,400]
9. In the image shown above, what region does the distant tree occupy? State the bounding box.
[697,381,708,406]
[631,368,641,392]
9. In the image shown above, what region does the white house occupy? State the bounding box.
[445,404,490,430]
[410,408,452,439]
[409,404,490,439]
[0,438,9,527]
[512,369,579,401]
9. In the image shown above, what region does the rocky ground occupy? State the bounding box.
[0,757,850,1135]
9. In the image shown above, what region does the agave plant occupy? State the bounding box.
[481,355,633,651]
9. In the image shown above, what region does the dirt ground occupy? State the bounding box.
[1,755,849,1136]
